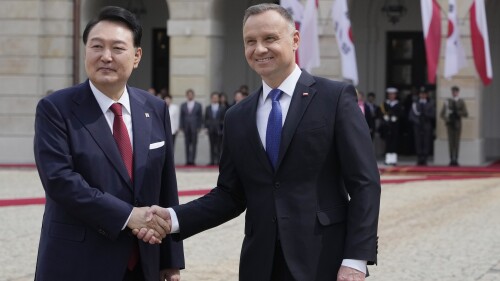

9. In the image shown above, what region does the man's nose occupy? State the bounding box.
[254,42,267,54]
[101,48,112,62]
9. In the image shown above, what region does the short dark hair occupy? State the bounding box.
[451,86,460,92]
[83,6,142,47]
[243,3,294,29]
[367,92,376,98]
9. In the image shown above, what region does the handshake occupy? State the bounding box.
[126,205,171,244]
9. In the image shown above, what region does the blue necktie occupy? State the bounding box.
[266,89,283,169]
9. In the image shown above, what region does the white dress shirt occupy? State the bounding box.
[89,81,134,230]
[187,100,195,113]
[169,104,180,134]
[89,81,133,147]
[168,65,366,274]
[211,103,220,117]
[256,65,300,149]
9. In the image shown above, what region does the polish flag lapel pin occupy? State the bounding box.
[302,92,309,97]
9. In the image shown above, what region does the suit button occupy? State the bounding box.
[274,182,280,189]
[272,216,277,222]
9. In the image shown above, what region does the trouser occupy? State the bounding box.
[123,260,144,281]
[447,125,462,162]
[184,126,198,164]
[208,131,222,165]
[414,125,432,163]
[270,240,295,281]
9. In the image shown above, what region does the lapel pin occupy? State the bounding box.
[302,92,309,97]
[145,113,150,118]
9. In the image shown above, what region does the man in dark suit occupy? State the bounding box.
[409,87,436,166]
[179,89,203,165]
[440,85,468,166]
[365,92,380,140]
[136,4,380,281]
[33,6,184,281]
[204,91,226,165]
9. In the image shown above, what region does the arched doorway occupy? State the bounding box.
[351,0,427,158]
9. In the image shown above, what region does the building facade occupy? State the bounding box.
[1,0,499,165]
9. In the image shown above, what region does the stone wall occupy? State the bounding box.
[0,0,73,163]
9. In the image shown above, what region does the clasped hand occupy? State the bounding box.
[128,205,170,244]
[127,206,172,244]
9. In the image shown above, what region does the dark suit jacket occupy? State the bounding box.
[173,71,380,281]
[204,104,226,135]
[179,101,203,131]
[33,80,184,281]
[363,102,377,136]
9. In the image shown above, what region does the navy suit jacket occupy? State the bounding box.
[179,101,203,131]
[33,80,184,281]
[172,71,380,281]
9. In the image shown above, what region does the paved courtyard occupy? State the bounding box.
[1,168,500,281]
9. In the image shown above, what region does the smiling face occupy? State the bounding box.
[84,20,142,99]
[243,10,299,88]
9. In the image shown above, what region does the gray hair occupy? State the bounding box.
[243,3,295,29]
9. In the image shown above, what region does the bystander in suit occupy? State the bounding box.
[179,89,202,165]
[205,92,226,165]
[365,92,380,140]
[409,87,436,165]
[164,94,180,148]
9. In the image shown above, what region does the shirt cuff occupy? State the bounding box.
[122,210,133,230]
[341,259,367,274]
[167,207,180,233]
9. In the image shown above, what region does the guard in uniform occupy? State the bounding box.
[380,87,403,165]
[440,86,468,166]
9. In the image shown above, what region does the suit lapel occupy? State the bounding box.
[276,71,317,170]
[72,81,133,190]
[243,88,274,173]
[129,87,152,196]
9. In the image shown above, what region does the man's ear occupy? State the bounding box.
[134,47,143,69]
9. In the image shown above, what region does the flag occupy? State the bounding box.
[281,0,304,65]
[332,0,358,85]
[299,0,320,72]
[444,0,467,79]
[420,0,442,84]
[470,0,493,85]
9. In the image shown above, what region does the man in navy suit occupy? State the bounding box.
[179,89,203,166]
[137,3,380,281]
[33,6,184,281]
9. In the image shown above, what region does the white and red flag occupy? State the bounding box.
[444,0,467,79]
[298,0,321,72]
[281,0,304,65]
[470,0,493,85]
[420,0,442,84]
[332,0,358,85]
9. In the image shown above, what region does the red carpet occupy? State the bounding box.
[1,160,500,207]
[1,173,497,207]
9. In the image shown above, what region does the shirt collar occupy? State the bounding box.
[89,81,131,115]
[262,65,302,100]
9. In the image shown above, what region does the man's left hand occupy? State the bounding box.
[337,265,365,281]
[160,268,180,281]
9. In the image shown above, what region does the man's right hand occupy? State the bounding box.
[127,206,170,242]
[132,205,172,244]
